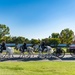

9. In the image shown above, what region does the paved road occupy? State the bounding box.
[0,54,75,62]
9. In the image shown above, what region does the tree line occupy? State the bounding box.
[0,24,74,46]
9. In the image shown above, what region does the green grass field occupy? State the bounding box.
[0,61,75,75]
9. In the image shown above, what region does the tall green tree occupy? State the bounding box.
[51,33,59,38]
[42,38,50,45]
[49,38,61,46]
[17,36,25,43]
[42,38,61,46]
[30,39,40,45]
[25,38,30,43]
[12,37,17,43]
[14,36,25,44]
[59,28,74,44]
[0,36,12,43]
[0,24,10,39]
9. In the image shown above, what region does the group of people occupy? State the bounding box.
[19,41,46,52]
[0,40,46,53]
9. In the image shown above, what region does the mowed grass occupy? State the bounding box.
[0,61,75,75]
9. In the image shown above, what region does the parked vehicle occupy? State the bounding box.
[69,44,75,57]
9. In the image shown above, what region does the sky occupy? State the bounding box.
[0,0,75,39]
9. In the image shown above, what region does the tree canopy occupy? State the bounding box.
[0,24,75,45]
[59,28,74,44]
[0,24,10,38]
[51,33,59,38]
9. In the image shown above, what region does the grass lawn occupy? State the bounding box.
[0,61,75,75]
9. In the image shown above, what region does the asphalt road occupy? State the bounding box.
[0,54,75,62]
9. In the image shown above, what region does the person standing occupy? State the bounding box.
[22,42,27,52]
[1,40,6,53]
[40,41,46,52]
